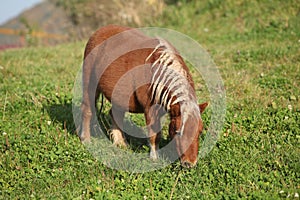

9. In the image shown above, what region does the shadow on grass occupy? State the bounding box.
[44,102,178,163]
[44,102,150,147]
[44,103,77,135]
[97,112,150,151]
[45,102,152,147]
[96,112,178,160]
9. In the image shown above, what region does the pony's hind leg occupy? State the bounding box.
[80,102,92,143]
[109,108,127,147]
[80,59,98,143]
[80,85,101,143]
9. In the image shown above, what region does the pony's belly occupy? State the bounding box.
[102,90,145,113]
[99,76,148,113]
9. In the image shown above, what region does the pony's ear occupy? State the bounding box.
[199,102,208,114]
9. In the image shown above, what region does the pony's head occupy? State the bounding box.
[169,102,208,168]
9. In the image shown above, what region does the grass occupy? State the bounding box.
[1,0,299,199]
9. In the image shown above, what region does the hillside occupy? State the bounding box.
[0,0,164,49]
[0,1,73,47]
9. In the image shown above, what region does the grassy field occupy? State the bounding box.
[1,0,299,199]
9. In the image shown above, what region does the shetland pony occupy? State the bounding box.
[80,25,207,168]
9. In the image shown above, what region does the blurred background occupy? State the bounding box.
[0,0,165,50]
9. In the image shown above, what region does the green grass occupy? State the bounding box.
[1,0,299,199]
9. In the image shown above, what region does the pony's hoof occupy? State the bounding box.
[150,150,159,160]
[110,129,128,148]
[80,137,91,144]
[113,139,128,148]
[79,132,91,144]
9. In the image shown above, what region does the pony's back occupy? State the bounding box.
[84,25,143,59]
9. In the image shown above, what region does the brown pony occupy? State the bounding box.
[80,25,207,168]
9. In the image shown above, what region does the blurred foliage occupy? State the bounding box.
[49,0,164,38]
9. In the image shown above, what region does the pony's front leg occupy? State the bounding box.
[109,108,127,147]
[145,107,162,160]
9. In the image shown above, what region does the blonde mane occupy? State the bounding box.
[146,38,201,135]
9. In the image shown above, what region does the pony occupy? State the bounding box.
[80,25,208,168]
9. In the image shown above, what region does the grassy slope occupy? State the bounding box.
[0,0,299,199]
